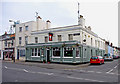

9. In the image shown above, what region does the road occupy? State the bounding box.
[2,59,120,83]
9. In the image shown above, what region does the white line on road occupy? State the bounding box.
[106,69,113,73]
[4,66,7,69]
[96,72,102,73]
[87,71,94,73]
[114,65,118,69]
[23,69,28,72]
[67,76,105,82]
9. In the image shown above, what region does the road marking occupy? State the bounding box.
[106,69,113,73]
[96,72,102,73]
[87,71,94,73]
[23,69,28,72]
[79,70,86,72]
[114,65,118,69]
[67,76,105,82]
[4,66,7,69]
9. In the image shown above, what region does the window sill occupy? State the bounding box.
[31,56,40,57]
[52,57,61,58]
[76,57,80,58]
[63,57,73,58]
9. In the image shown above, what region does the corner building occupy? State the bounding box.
[25,15,105,63]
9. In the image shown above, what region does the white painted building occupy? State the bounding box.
[15,16,51,60]
[30,15,105,50]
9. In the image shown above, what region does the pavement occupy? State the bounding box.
[2,58,120,83]
[2,59,90,70]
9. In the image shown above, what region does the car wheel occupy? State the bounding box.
[100,62,102,65]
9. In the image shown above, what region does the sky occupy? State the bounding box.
[0,0,119,46]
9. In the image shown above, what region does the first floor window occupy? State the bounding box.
[19,37,22,44]
[58,35,62,42]
[53,47,61,57]
[35,37,38,43]
[68,34,73,41]
[64,47,73,57]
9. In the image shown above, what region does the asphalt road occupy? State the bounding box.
[2,59,120,83]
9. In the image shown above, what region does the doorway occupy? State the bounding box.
[46,49,50,62]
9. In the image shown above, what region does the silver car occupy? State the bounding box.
[104,54,113,61]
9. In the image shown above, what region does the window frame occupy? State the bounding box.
[63,47,73,58]
[52,47,61,58]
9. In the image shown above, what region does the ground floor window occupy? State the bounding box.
[20,49,25,57]
[64,47,73,57]
[53,47,61,57]
[76,48,80,57]
[41,48,44,56]
[31,48,42,57]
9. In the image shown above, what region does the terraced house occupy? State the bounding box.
[25,15,105,63]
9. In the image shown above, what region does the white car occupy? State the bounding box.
[104,54,113,61]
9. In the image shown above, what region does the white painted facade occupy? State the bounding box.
[15,16,51,60]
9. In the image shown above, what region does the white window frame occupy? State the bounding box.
[31,48,40,57]
[63,47,73,58]
[52,47,61,58]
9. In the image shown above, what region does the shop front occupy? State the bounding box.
[26,41,105,64]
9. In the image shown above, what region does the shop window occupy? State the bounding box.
[53,47,61,57]
[35,48,37,56]
[20,50,25,57]
[31,49,34,56]
[64,47,73,57]
[76,48,80,57]
[41,48,44,56]
[38,48,40,56]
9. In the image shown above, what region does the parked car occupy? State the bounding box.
[103,54,113,61]
[90,56,104,65]
[112,55,119,59]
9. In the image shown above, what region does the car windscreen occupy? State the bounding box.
[91,57,98,59]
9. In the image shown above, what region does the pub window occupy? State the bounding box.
[31,49,34,56]
[35,48,37,56]
[53,47,61,57]
[64,47,73,57]
[38,48,40,56]
[68,34,73,41]
[76,48,80,57]
[41,48,44,56]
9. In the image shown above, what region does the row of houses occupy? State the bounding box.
[0,15,120,63]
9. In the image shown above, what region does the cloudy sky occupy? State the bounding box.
[1,0,119,46]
